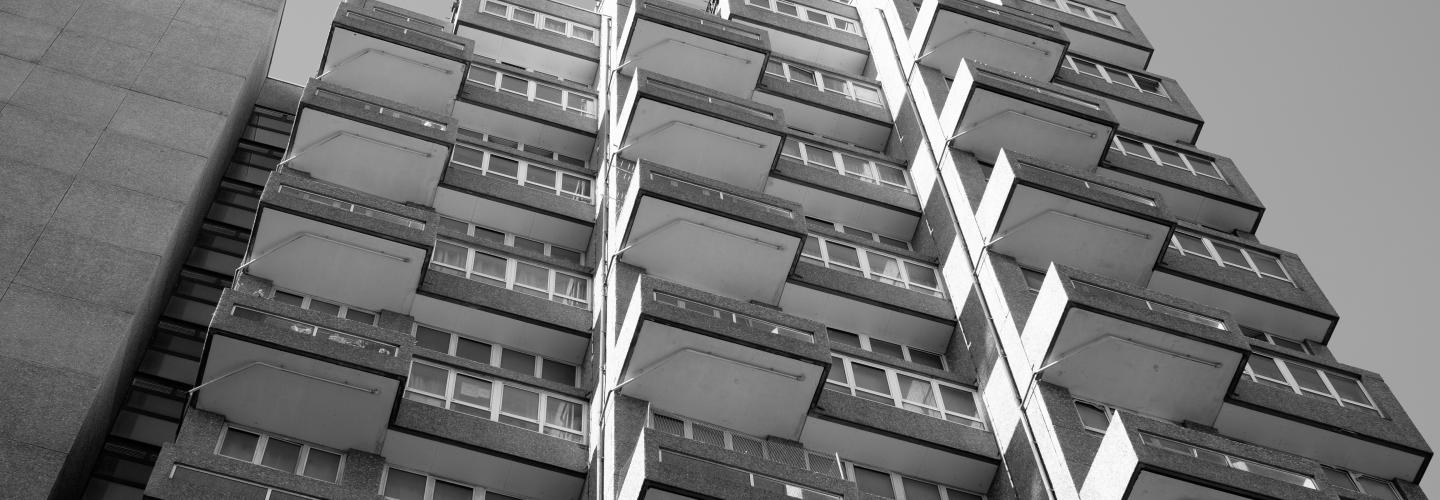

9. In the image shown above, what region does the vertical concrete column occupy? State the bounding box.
[0,0,284,497]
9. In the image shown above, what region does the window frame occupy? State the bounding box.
[1242,352,1380,415]
[450,142,594,203]
[1026,0,1122,28]
[1323,466,1403,500]
[467,64,598,117]
[215,426,345,483]
[826,328,946,370]
[404,360,588,443]
[430,239,591,309]
[807,216,912,251]
[1073,400,1116,434]
[1062,55,1166,98]
[1108,134,1226,183]
[782,138,913,193]
[380,465,525,500]
[826,354,985,429]
[412,323,580,386]
[801,234,944,298]
[1167,231,1293,284]
[1139,433,1318,489]
[436,216,586,265]
[843,461,986,500]
[765,59,884,108]
[270,289,379,325]
[745,0,861,34]
[457,128,588,169]
[1239,326,1310,354]
[476,0,598,44]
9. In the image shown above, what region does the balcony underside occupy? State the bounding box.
[434,186,593,251]
[1148,270,1332,343]
[620,97,782,192]
[779,281,952,353]
[985,186,1169,285]
[732,20,867,75]
[751,92,890,151]
[1099,168,1260,235]
[288,109,450,205]
[948,88,1112,168]
[1215,403,1427,483]
[322,27,466,115]
[621,19,767,97]
[457,26,598,85]
[1124,471,1250,500]
[764,177,919,241]
[247,208,426,313]
[919,9,1064,80]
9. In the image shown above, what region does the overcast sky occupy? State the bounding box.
[272,0,1439,489]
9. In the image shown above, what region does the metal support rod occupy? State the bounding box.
[616,347,805,389]
[1035,334,1222,374]
[240,231,412,272]
[189,361,381,395]
[951,109,1097,140]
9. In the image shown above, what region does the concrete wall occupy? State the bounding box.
[0,0,283,497]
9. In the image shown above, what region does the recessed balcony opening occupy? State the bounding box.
[976,150,1170,285]
[383,430,585,499]
[246,208,427,314]
[1148,270,1333,344]
[286,105,452,206]
[1059,29,1148,74]
[618,0,770,97]
[1215,403,1427,484]
[779,282,952,353]
[195,335,400,453]
[765,177,919,242]
[914,0,1066,80]
[801,417,997,494]
[434,187,594,256]
[410,293,589,364]
[457,26,600,86]
[943,61,1114,168]
[1098,167,1260,235]
[751,91,891,151]
[727,16,868,75]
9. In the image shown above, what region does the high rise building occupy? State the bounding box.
[0,0,1431,499]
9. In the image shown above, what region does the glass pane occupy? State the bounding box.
[550,246,583,265]
[526,165,557,188]
[868,253,903,283]
[947,488,984,500]
[1136,77,1163,93]
[802,235,823,258]
[383,469,427,500]
[307,299,340,316]
[1329,375,1369,405]
[790,67,817,86]
[432,480,474,500]
[827,242,861,268]
[572,26,595,40]
[1075,402,1109,430]
[1155,148,1186,168]
[302,449,341,482]
[502,385,540,419]
[473,253,507,279]
[854,466,895,498]
[488,155,520,177]
[453,374,493,408]
[434,241,468,269]
[501,349,537,375]
[408,363,448,395]
[500,74,528,94]
[535,84,564,104]
[782,138,802,158]
[806,146,835,167]
[897,375,937,406]
[1251,253,1287,278]
[870,338,904,358]
[1074,60,1103,78]
[546,398,584,431]
[1322,467,1358,491]
[471,67,498,87]
[766,60,785,77]
[1119,137,1150,157]
[1358,477,1401,500]
[876,164,907,186]
[851,363,889,394]
[542,359,577,385]
[1248,355,1285,381]
[940,386,978,416]
[515,262,549,291]
[905,262,940,289]
[344,308,375,324]
[1189,157,1223,178]
[821,75,846,93]
[1214,243,1249,268]
[806,10,826,23]
[259,438,301,472]
[853,85,881,104]
[827,357,847,383]
[1270,336,1307,353]
[512,9,535,23]
[219,428,259,460]
[909,349,944,369]
[901,478,942,500]
[1107,69,1136,88]
[841,155,870,177]
[1175,233,1209,255]
[544,18,566,32]
[456,337,492,364]
[473,226,506,243]
[482,1,507,16]
[829,329,862,347]
[776,1,798,15]
[272,290,304,306]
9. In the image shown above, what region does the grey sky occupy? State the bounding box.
[270,0,1440,489]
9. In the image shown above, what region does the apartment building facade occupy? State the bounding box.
[0,0,1431,498]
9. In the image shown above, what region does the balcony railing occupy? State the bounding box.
[1022,161,1156,207]
[647,2,764,41]
[168,465,322,500]
[1138,433,1317,490]
[653,291,814,342]
[276,185,427,229]
[648,171,795,218]
[1069,280,1226,331]
[650,410,844,478]
[647,78,776,120]
[468,63,597,117]
[231,306,399,356]
[313,88,448,131]
[407,360,587,443]
[341,8,466,52]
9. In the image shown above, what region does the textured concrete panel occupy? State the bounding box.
[0,0,82,25]
[9,66,128,124]
[0,105,103,174]
[0,284,135,376]
[65,0,171,50]
[51,179,184,254]
[132,56,248,115]
[94,0,187,17]
[39,29,151,87]
[176,0,279,36]
[0,215,45,282]
[0,11,60,61]
[12,229,161,312]
[81,131,207,202]
[0,437,66,499]
[0,356,99,452]
[110,92,225,156]
[0,160,72,218]
[0,55,34,102]
[154,19,270,76]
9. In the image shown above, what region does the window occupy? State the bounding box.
[381,466,525,500]
[477,0,597,43]
[801,234,944,298]
[650,411,843,478]
[765,60,884,107]
[468,64,597,117]
[216,427,343,483]
[807,217,911,250]
[405,360,586,442]
[436,216,585,265]
[457,128,588,168]
[413,324,579,386]
[1242,353,1380,415]
[450,142,593,202]
[1240,326,1309,354]
[844,462,985,500]
[658,450,842,500]
[653,292,814,342]
[782,139,912,193]
[1021,267,1047,293]
[745,0,861,34]
[1025,0,1121,28]
[1061,56,1165,97]
[277,186,427,229]
[1108,134,1225,183]
[827,328,945,370]
[1073,400,1113,433]
[1167,231,1293,284]
[826,354,984,429]
[1139,433,1317,489]
[430,239,591,309]
[1322,466,1402,500]
[271,289,378,325]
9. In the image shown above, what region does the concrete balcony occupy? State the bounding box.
[321,0,472,115]
[285,79,456,205]
[974,149,1172,285]
[615,159,805,304]
[716,0,870,75]
[943,60,1116,168]
[457,0,602,85]
[617,72,787,192]
[913,0,1069,80]
[753,58,892,151]
[1217,353,1433,484]
[194,288,412,454]
[460,59,600,134]
[1017,264,1247,425]
[999,0,1153,70]
[613,274,828,440]
[246,171,434,315]
[618,0,771,97]
[1081,412,1330,500]
[1054,56,1202,144]
[765,135,922,243]
[1099,132,1264,234]
[1149,224,1339,344]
